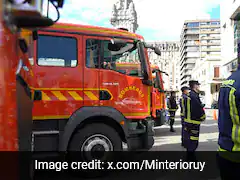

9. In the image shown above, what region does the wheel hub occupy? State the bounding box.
[81,134,113,161]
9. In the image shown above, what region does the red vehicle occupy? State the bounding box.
[21,23,161,159]
[115,63,167,127]
[0,0,64,179]
[151,65,167,126]
[0,0,64,151]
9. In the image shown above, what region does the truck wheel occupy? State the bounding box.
[69,123,123,161]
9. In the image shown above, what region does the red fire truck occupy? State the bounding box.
[0,0,65,150]
[0,0,64,178]
[19,23,161,161]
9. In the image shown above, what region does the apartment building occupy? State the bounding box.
[221,0,240,79]
[180,19,221,108]
[147,41,180,93]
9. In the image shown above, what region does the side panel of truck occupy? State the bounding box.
[32,31,84,119]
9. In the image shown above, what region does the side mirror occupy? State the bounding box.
[152,69,157,73]
[143,42,152,49]
[108,38,127,51]
[143,42,161,56]
[154,47,161,56]
[110,38,127,45]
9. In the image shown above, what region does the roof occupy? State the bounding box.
[43,23,144,40]
[184,19,220,23]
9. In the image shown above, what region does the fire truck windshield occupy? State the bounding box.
[86,39,144,77]
[105,41,143,76]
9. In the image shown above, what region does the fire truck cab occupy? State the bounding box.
[22,23,161,159]
[115,63,167,127]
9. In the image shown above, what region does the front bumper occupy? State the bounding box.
[126,118,154,150]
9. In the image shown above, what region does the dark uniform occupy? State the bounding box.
[179,86,189,147]
[167,92,178,132]
[184,81,205,156]
[217,66,240,179]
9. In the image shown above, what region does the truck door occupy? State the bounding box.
[32,31,84,119]
[82,36,101,106]
[94,37,150,118]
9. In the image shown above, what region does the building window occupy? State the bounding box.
[37,35,77,67]
[214,67,220,78]
[187,22,199,27]
[86,39,143,77]
[234,20,240,53]
[211,21,220,25]
[200,22,207,26]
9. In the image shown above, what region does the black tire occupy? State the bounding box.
[67,123,123,177]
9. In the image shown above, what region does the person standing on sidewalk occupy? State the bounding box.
[167,91,178,132]
[184,80,206,160]
[217,63,240,179]
[179,86,190,147]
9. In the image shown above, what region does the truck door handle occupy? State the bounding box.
[99,90,111,100]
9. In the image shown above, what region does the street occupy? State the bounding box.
[152,111,218,151]
[35,110,220,180]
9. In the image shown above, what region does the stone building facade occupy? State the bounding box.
[147,42,181,93]
[110,0,138,33]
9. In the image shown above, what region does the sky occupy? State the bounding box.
[44,0,222,41]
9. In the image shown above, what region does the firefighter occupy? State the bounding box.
[179,86,190,147]
[167,91,178,132]
[217,63,240,179]
[184,80,205,160]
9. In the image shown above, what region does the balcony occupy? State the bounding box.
[200,36,220,40]
[180,57,198,67]
[201,48,221,52]
[185,43,199,46]
[181,74,191,81]
[200,30,220,34]
[200,42,221,46]
[181,48,199,56]
[180,63,195,71]
[185,31,200,35]
[185,36,199,40]
[200,25,220,28]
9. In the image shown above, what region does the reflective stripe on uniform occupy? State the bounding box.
[229,88,240,151]
[218,146,240,162]
[184,118,201,125]
[187,97,191,120]
[184,97,201,125]
[168,109,177,111]
[190,136,199,140]
[218,146,227,151]
[181,98,185,117]
[200,114,206,120]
